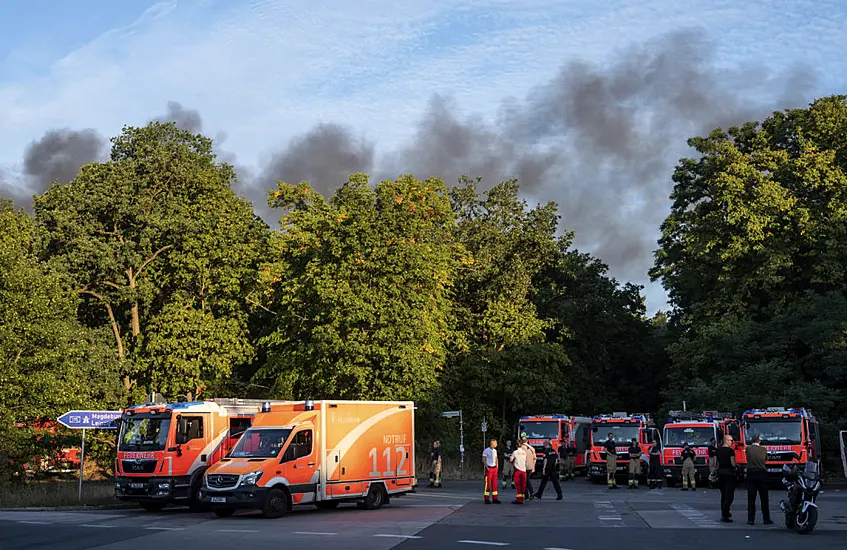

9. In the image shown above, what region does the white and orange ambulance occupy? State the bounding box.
[200,400,416,518]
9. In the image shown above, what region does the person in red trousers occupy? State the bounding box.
[511,441,528,504]
[482,439,501,504]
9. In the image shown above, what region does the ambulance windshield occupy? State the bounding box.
[230,428,292,458]
[520,421,560,440]
[663,426,713,447]
[119,417,171,451]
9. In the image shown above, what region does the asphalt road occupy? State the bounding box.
[2,479,847,550]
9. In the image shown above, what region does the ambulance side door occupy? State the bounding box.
[280,429,317,504]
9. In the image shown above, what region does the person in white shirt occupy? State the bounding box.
[510,443,528,504]
[482,439,501,504]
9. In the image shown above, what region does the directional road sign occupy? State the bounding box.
[57,410,122,430]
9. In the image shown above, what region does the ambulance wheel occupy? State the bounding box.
[315,501,340,510]
[213,508,236,518]
[362,483,387,510]
[139,502,165,513]
[262,488,290,519]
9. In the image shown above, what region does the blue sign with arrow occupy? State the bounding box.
[57,410,122,430]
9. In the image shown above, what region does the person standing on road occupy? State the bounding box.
[429,441,443,488]
[501,439,515,488]
[647,438,662,489]
[559,441,576,481]
[510,442,528,504]
[680,442,697,491]
[715,434,737,522]
[627,438,641,489]
[520,435,537,500]
[745,434,773,525]
[482,438,502,504]
[604,432,619,489]
[535,440,563,500]
[707,438,718,489]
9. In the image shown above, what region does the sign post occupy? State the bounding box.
[441,410,464,478]
[57,410,121,502]
[481,418,487,450]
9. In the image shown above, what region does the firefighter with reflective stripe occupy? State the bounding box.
[429,440,442,488]
[558,440,575,480]
[627,438,641,489]
[510,443,528,504]
[604,433,619,489]
[501,439,515,488]
[647,438,663,489]
[482,439,501,504]
[680,442,697,491]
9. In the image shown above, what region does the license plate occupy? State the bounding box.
[767,468,781,473]
[617,466,625,471]
[130,483,144,489]
[211,497,226,504]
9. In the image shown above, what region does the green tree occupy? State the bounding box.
[33,122,267,399]
[253,174,462,400]
[652,95,847,323]
[0,201,121,477]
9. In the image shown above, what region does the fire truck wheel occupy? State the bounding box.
[262,487,290,519]
[362,483,387,510]
[315,501,340,510]
[213,508,236,518]
[139,502,165,513]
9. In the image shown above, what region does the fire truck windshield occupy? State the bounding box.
[593,424,640,445]
[119,417,171,451]
[230,428,292,458]
[663,426,713,447]
[520,421,560,440]
[744,419,802,445]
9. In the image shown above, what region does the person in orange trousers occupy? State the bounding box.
[482,439,502,504]
[510,442,528,504]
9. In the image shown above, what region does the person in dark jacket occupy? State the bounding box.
[604,432,619,489]
[715,435,738,522]
[745,434,773,525]
[707,438,718,488]
[501,439,515,488]
[535,440,563,500]
[680,442,697,490]
[647,438,663,489]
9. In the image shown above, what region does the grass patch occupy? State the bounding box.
[0,479,118,508]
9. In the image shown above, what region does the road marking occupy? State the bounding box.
[458,541,510,546]
[17,521,51,525]
[294,531,337,536]
[671,503,716,528]
[81,524,115,528]
[594,501,623,527]
[216,529,259,533]
[145,527,185,531]
[544,548,574,550]
[400,504,465,508]
[373,534,423,539]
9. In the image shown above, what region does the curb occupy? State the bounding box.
[0,504,136,511]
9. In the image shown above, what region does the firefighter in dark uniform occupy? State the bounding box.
[534,440,563,500]
[501,439,515,488]
[680,442,697,491]
[647,438,662,489]
[558,440,576,481]
[604,432,619,489]
[627,438,641,489]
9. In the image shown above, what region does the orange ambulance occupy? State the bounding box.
[200,400,415,518]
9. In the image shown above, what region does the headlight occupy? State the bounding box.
[240,470,263,486]
[157,482,170,489]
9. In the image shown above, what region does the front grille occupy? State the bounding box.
[121,459,157,474]
[673,456,707,466]
[206,474,239,489]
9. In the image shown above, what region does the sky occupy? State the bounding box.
[1,0,846,314]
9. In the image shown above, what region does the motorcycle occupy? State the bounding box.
[779,460,821,535]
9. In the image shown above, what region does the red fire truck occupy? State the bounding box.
[518,414,592,477]
[115,397,293,511]
[587,412,660,484]
[742,407,820,479]
[661,411,740,487]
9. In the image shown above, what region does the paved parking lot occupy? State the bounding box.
[2,480,846,549]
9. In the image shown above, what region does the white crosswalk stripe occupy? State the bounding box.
[594,501,623,527]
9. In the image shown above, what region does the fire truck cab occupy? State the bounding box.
[742,407,820,479]
[115,398,293,511]
[588,412,660,483]
[661,411,735,487]
[518,414,592,477]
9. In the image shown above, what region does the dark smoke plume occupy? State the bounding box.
[154,101,204,133]
[23,128,105,193]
